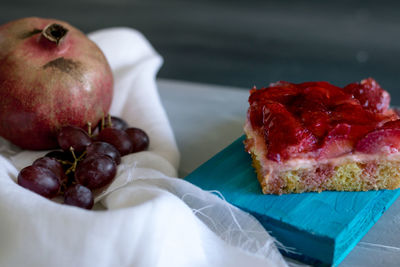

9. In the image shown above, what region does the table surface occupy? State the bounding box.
[158,78,400,266]
[1,1,400,264]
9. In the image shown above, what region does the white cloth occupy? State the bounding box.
[0,28,287,267]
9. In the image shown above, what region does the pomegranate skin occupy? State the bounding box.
[0,17,113,150]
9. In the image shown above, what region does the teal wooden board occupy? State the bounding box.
[184,135,400,266]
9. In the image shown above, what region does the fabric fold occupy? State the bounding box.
[0,27,287,267]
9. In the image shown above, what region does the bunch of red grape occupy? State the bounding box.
[17,115,149,210]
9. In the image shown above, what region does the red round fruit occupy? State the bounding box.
[75,154,117,190]
[18,165,60,198]
[57,125,92,153]
[86,141,121,165]
[33,156,68,185]
[125,127,150,152]
[64,184,94,210]
[97,128,133,156]
[102,116,128,131]
[0,17,113,150]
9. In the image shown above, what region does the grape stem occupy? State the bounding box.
[107,114,112,127]
[65,147,87,175]
[56,159,74,166]
[101,115,105,131]
[87,122,92,137]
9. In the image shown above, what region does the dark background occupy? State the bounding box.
[1,0,400,104]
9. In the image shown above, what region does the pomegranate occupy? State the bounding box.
[0,17,113,150]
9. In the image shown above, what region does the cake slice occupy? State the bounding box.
[244,78,400,194]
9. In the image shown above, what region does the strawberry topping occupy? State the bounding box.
[343,78,390,113]
[263,102,317,162]
[249,82,300,105]
[247,78,398,161]
[355,129,400,154]
[319,124,375,158]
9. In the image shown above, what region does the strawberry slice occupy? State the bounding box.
[300,107,332,138]
[293,98,331,138]
[355,128,400,154]
[343,78,390,113]
[299,81,359,107]
[291,93,327,112]
[249,82,300,105]
[319,123,374,158]
[380,119,400,130]
[248,99,278,129]
[263,102,317,162]
[247,102,265,129]
[374,110,400,127]
[301,110,331,138]
[319,124,353,158]
[331,103,377,125]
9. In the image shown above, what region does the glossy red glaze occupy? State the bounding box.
[263,102,317,162]
[248,78,398,162]
[355,128,400,154]
[343,78,390,113]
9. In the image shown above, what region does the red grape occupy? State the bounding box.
[75,155,117,189]
[16,115,150,209]
[125,127,149,152]
[86,141,121,165]
[33,157,68,185]
[110,117,128,130]
[18,165,60,198]
[57,125,92,153]
[96,128,133,156]
[64,184,94,209]
[99,116,128,130]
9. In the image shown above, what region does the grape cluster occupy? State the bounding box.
[17,115,150,210]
